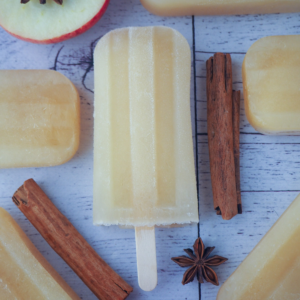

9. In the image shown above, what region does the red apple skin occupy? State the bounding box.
[3,0,110,44]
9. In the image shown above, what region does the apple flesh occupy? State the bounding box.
[0,0,110,44]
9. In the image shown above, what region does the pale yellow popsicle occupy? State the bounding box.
[140,0,300,16]
[217,193,300,300]
[93,26,198,227]
[0,207,80,300]
[243,35,300,135]
[0,70,80,168]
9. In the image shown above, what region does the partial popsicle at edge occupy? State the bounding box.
[217,193,300,300]
[140,0,300,16]
[243,35,300,135]
[0,70,80,169]
[0,207,80,300]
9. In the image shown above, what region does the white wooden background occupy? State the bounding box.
[0,1,300,299]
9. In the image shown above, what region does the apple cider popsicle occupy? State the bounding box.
[0,207,80,300]
[93,26,198,290]
[140,0,300,16]
[217,192,300,300]
[0,70,80,169]
[243,35,300,135]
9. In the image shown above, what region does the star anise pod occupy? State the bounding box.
[21,0,63,5]
[171,237,227,286]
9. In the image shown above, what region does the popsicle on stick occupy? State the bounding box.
[140,0,300,16]
[243,35,300,135]
[0,70,80,169]
[93,26,198,290]
[217,192,300,300]
[0,207,80,300]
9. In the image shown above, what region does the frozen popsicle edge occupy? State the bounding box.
[0,207,80,300]
[217,192,300,300]
[140,0,300,16]
[12,179,133,300]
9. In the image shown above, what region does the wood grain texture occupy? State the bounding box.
[0,1,300,299]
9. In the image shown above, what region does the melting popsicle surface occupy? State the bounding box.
[93,27,198,226]
[0,70,80,169]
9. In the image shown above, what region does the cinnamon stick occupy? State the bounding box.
[12,179,133,300]
[233,90,242,214]
[206,53,242,220]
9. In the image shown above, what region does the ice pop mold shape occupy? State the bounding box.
[0,70,80,168]
[243,35,300,135]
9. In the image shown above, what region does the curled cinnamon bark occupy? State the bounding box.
[206,53,242,220]
[233,90,242,214]
[13,179,133,300]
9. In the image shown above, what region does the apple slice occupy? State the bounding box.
[0,0,110,44]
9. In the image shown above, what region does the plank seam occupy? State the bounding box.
[192,15,201,300]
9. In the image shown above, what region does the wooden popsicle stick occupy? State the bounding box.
[135,226,157,291]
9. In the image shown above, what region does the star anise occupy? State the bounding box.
[21,0,63,5]
[171,237,227,286]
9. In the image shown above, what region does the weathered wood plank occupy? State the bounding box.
[195,11,300,300]
[194,13,300,53]
[198,135,300,192]
[1,1,300,300]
